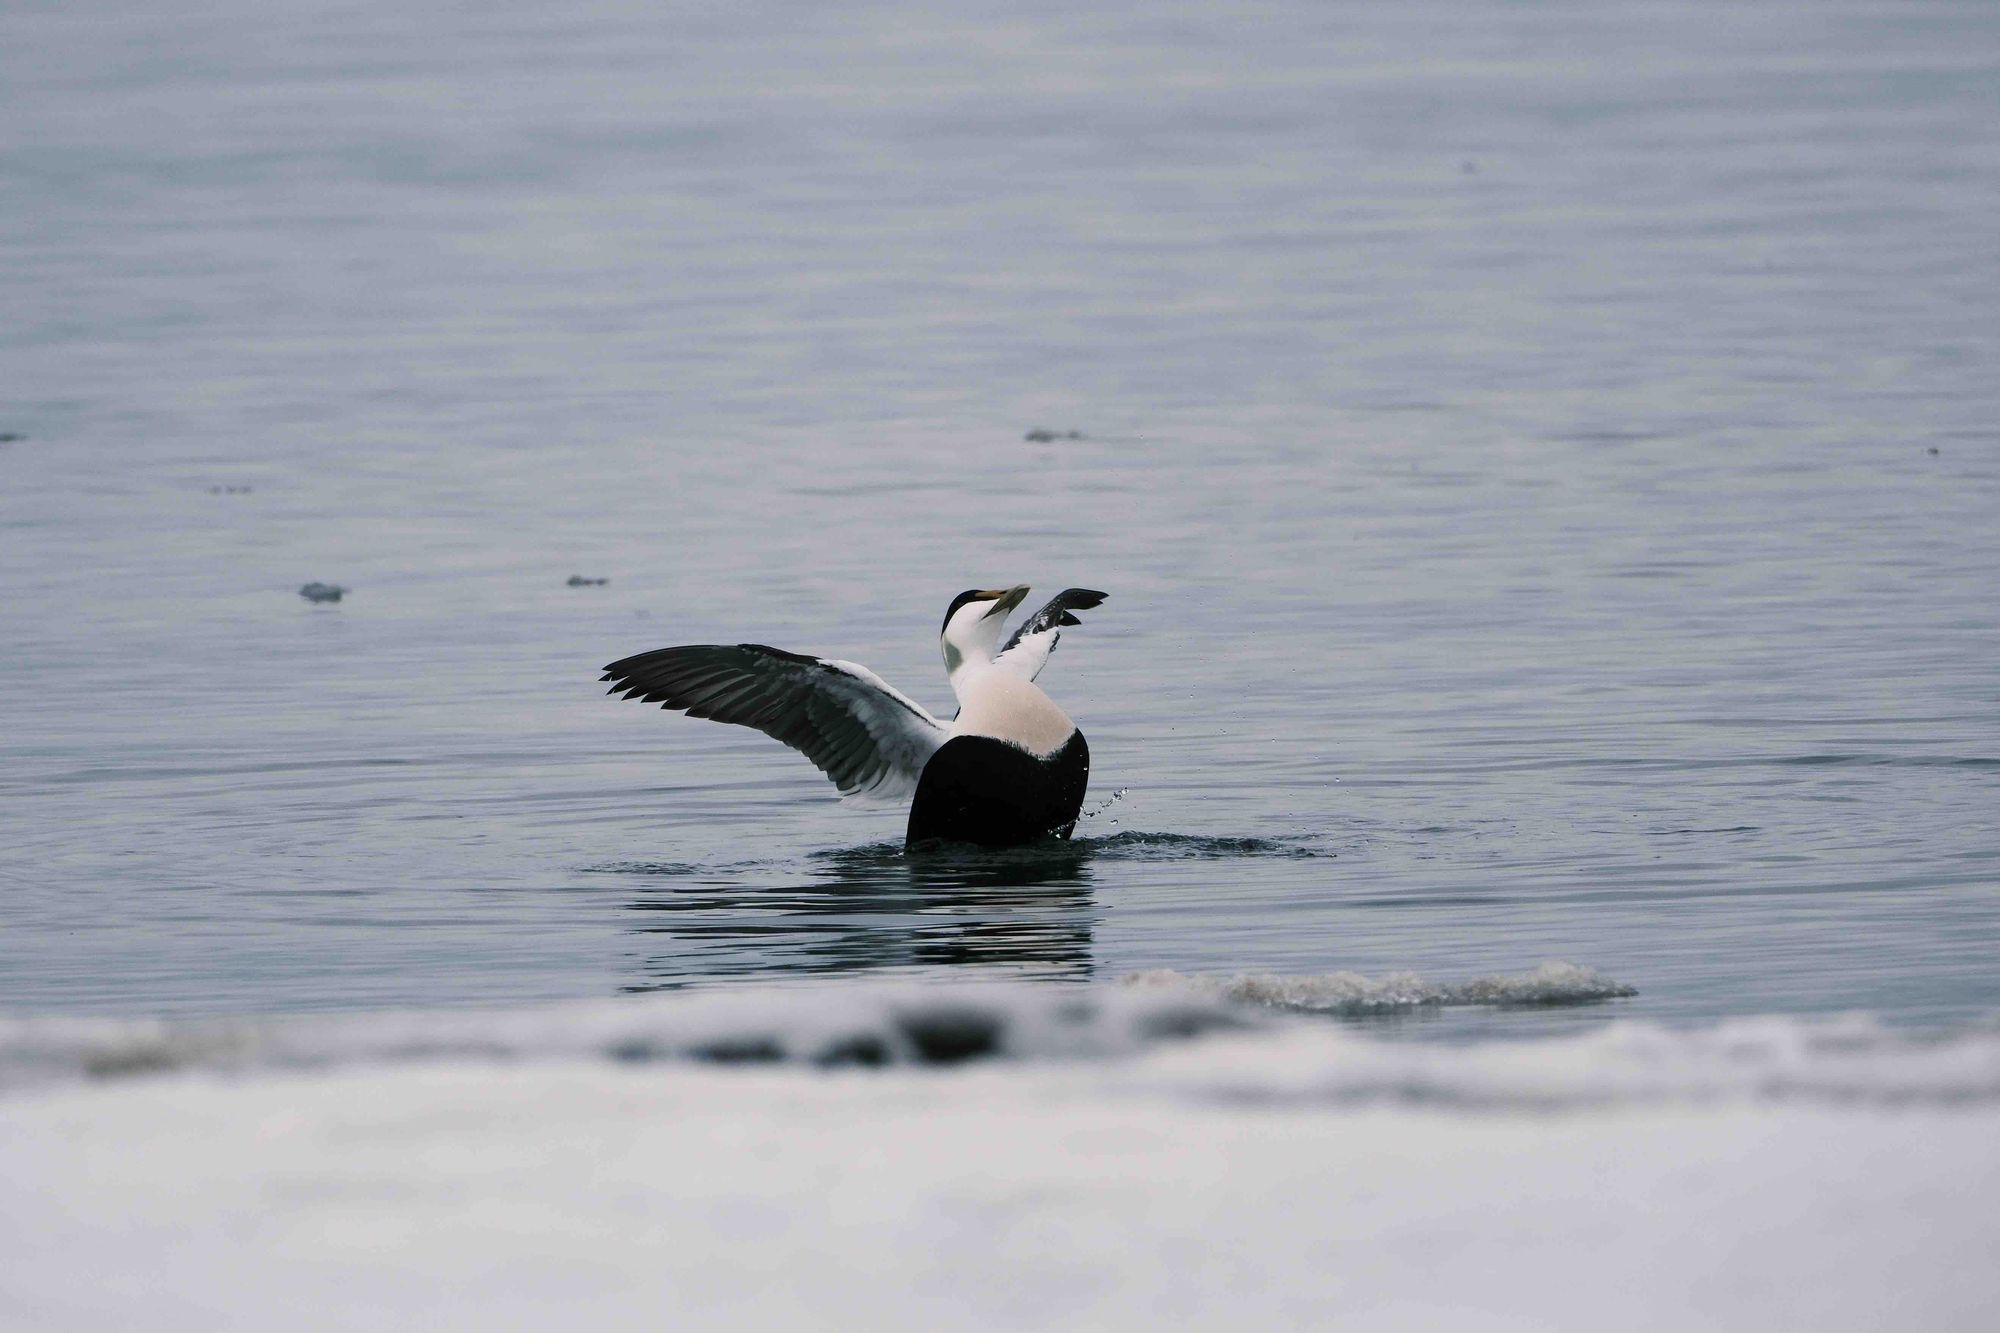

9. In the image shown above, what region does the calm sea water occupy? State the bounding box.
[3,0,1997,1030]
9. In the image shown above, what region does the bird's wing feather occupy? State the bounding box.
[993,589,1108,681]
[601,644,948,802]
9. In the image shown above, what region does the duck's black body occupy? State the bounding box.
[906,731,1090,850]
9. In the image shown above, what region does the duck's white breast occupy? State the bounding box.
[950,670,1076,758]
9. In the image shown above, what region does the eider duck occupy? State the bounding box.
[601,586,1106,849]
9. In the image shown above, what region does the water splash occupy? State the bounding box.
[1079,787,1128,821]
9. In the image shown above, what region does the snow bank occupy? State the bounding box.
[2,981,1998,1330]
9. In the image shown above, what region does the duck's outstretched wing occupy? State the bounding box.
[602,644,948,802]
[993,589,1108,681]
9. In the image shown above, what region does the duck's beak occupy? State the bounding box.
[984,584,1031,618]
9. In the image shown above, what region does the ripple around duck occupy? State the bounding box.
[579,831,1331,882]
[1075,831,1333,860]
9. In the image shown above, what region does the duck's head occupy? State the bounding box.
[939,585,1029,678]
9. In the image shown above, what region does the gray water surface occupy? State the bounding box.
[3,0,1997,1028]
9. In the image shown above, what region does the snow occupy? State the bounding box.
[3,983,1997,1330]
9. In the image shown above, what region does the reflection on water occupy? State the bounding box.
[600,832,1336,984]
[608,832,1336,990]
[619,840,1100,989]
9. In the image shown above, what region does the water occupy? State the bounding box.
[5,0,1996,1027]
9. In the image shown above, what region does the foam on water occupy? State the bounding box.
[1118,1013,2000,1111]
[1125,960,1635,1013]
[0,982,1255,1091]
[0,961,1612,1091]
[7,973,2000,1112]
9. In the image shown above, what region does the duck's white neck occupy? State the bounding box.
[941,599,1010,689]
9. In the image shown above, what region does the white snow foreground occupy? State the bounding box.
[2,988,1998,1331]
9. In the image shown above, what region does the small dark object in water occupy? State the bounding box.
[208,485,253,494]
[1023,428,1085,442]
[0,432,21,443]
[299,582,346,603]
[1927,446,1941,456]
[567,575,610,587]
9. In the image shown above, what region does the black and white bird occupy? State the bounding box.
[601,586,1107,849]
